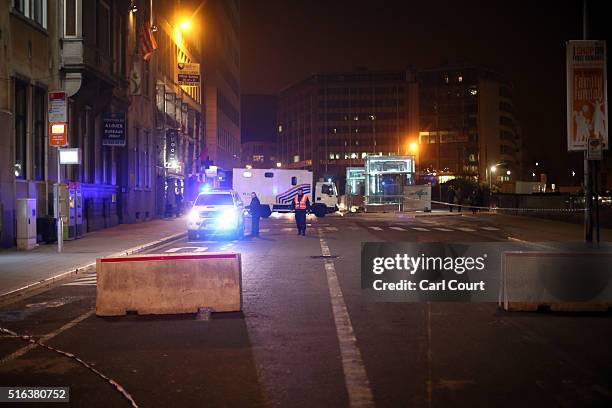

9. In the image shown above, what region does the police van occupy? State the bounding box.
[233,168,338,217]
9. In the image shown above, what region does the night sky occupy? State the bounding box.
[240,0,610,184]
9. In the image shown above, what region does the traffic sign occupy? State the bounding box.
[48,91,67,123]
[49,122,68,146]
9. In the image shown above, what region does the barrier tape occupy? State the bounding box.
[0,327,139,407]
[428,199,587,213]
[363,195,586,213]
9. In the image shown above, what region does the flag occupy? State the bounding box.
[140,25,158,61]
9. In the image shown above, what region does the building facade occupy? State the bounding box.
[277,70,418,188]
[200,0,241,173]
[1,0,62,247]
[276,67,522,190]
[241,141,278,169]
[241,94,278,168]
[0,0,223,247]
[413,66,522,184]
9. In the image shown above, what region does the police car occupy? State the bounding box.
[187,190,245,240]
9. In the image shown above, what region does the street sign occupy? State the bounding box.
[177,62,200,86]
[48,91,67,123]
[59,148,81,164]
[49,122,68,146]
[566,40,608,151]
[102,112,126,146]
[165,129,179,165]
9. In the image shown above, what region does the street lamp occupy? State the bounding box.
[180,20,191,31]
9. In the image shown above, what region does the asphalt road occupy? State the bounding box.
[0,212,610,407]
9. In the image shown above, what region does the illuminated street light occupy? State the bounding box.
[180,20,191,31]
[506,170,511,176]
[276,162,282,168]
[490,165,497,173]
[409,142,418,152]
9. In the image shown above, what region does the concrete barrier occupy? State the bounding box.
[96,252,242,316]
[499,252,612,311]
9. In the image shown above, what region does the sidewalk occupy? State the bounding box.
[0,217,187,300]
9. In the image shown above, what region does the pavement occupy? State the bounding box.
[0,212,611,407]
[0,217,187,301]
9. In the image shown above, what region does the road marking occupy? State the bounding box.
[369,226,383,231]
[480,226,500,231]
[193,247,208,252]
[64,277,97,286]
[348,226,360,230]
[325,227,339,231]
[1,309,95,364]
[390,227,406,231]
[412,227,430,232]
[456,227,476,232]
[282,227,294,232]
[259,228,270,233]
[318,236,374,407]
[432,228,453,232]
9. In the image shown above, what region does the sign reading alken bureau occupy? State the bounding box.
[102,112,126,147]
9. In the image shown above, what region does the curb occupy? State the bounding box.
[0,231,186,307]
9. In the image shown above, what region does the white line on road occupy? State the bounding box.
[412,227,430,232]
[432,228,453,232]
[318,236,374,408]
[456,227,476,232]
[325,227,339,231]
[1,309,95,364]
[480,226,500,231]
[368,226,383,231]
[390,227,406,231]
[193,247,208,252]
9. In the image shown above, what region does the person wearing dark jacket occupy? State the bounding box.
[447,186,456,212]
[248,192,261,237]
[291,188,310,235]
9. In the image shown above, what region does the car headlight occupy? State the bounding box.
[188,209,201,223]
[217,209,238,228]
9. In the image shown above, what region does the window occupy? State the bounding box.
[64,0,77,36]
[33,89,46,180]
[253,154,264,163]
[264,172,274,178]
[97,1,111,55]
[195,194,233,206]
[134,128,140,187]
[14,80,27,179]
[144,131,151,188]
[291,177,297,186]
[293,155,300,163]
[322,184,334,195]
[13,0,47,29]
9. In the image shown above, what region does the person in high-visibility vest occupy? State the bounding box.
[291,188,310,236]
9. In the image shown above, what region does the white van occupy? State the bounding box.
[232,168,338,217]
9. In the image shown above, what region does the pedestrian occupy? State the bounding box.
[447,186,455,212]
[470,189,479,214]
[455,187,463,213]
[175,188,183,217]
[292,188,310,236]
[248,192,261,237]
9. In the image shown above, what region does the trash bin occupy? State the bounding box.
[36,216,57,244]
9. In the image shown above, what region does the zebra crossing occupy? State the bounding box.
[366,225,500,233]
[63,273,97,286]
